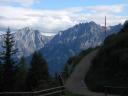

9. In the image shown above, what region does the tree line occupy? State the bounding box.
[0,28,61,92]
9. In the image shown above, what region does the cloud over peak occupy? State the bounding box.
[0,4,127,35]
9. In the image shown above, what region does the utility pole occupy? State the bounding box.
[105,16,107,38]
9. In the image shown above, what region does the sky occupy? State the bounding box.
[0,0,128,35]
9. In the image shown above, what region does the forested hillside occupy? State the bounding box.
[85,21,128,94]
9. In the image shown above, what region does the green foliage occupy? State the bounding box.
[27,51,49,91]
[0,28,18,91]
[0,64,4,91]
[14,56,28,91]
[0,28,58,92]
[85,21,128,94]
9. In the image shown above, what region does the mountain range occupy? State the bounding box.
[0,27,53,58]
[40,22,122,74]
[0,21,122,75]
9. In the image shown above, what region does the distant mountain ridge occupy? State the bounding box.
[40,22,122,74]
[0,27,53,58]
[0,22,123,75]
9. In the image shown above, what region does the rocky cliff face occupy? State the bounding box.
[0,27,52,58]
[40,22,122,74]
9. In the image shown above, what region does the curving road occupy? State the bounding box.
[65,49,117,96]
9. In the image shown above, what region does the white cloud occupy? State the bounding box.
[0,6,76,33]
[86,4,125,14]
[0,4,127,35]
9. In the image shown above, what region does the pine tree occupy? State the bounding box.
[0,63,4,91]
[14,56,28,91]
[27,52,49,91]
[0,28,18,91]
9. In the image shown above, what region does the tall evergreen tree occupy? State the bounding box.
[0,63,4,91]
[0,28,17,91]
[14,56,28,91]
[27,52,49,91]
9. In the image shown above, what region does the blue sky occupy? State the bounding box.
[0,0,127,35]
[32,0,127,9]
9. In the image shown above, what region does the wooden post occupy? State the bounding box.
[105,87,108,96]
[58,74,65,96]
